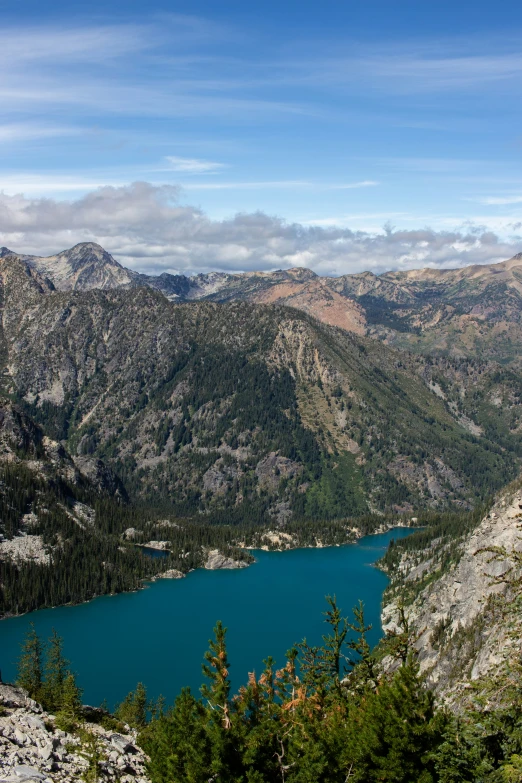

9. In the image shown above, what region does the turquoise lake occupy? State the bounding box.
[1,529,412,708]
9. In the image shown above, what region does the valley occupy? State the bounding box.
[1,245,522,618]
[1,242,522,783]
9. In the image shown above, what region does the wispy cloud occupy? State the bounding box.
[0,123,82,143]
[181,180,378,191]
[0,19,309,122]
[0,173,378,196]
[469,195,522,205]
[0,174,129,193]
[165,156,228,173]
[0,24,148,65]
[282,41,522,95]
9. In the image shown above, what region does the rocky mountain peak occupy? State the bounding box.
[284,267,318,281]
[19,242,137,292]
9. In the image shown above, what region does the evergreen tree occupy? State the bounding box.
[139,689,211,783]
[344,657,444,782]
[201,621,241,781]
[56,672,83,732]
[44,629,69,712]
[322,595,349,694]
[432,718,484,783]
[17,623,44,702]
[116,682,149,729]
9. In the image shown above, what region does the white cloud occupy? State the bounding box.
[165,156,228,173]
[0,123,82,143]
[285,41,522,95]
[471,195,522,205]
[181,180,378,191]
[0,182,521,277]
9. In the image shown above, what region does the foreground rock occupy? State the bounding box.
[0,684,151,783]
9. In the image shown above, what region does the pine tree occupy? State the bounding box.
[201,621,242,781]
[56,672,83,732]
[345,600,378,691]
[432,718,483,783]
[17,624,44,702]
[344,657,444,782]
[201,621,231,724]
[44,629,69,711]
[139,689,210,783]
[322,595,349,694]
[116,682,149,728]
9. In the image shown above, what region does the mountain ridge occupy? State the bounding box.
[5,241,522,364]
[1,250,521,520]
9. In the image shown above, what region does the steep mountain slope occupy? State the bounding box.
[1,253,521,522]
[381,477,522,707]
[138,252,522,364]
[0,393,166,616]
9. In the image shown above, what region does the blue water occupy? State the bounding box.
[0,529,413,708]
[139,546,170,559]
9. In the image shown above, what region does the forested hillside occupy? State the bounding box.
[2,253,521,520]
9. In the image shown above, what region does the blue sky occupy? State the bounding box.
[1,0,522,275]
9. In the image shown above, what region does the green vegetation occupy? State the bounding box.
[18,593,522,783]
[17,625,83,730]
[299,454,366,520]
[122,596,522,782]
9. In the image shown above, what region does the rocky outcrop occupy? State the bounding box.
[155,569,184,579]
[204,549,249,570]
[382,482,522,704]
[141,541,170,551]
[72,456,127,500]
[255,453,302,490]
[0,535,50,565]
[0,683,151,783]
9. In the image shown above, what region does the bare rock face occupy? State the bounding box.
[255,453,302,490]
[72,455,127,500]
[382,484,522,703]
[0,535,50,565]
[0,683,151,783]
[204,549,249,570]
[19,243,137,293]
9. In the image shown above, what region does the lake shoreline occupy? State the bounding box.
[1,528,417,706]
[0,522,417,622]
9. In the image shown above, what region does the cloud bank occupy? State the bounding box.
[0,182,520,277]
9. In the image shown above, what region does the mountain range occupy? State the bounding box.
[0,240,521,616]
[3,240,522,365]
[1,244,521,519]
